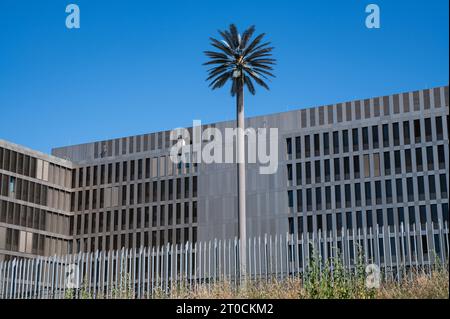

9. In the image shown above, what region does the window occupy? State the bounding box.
[296,163,302,185]
[297,190,303,212]
[93,166,98,185]
[314,134,320,156]
[184,177,189,198]
[295,137,301,159]
[414,119,421,143]
[356,211,363,229]
[394,150,401,174]
[193,176,197,197]
[307,215,313,233]
[363,155,370,178]
[366,210,373,228]
[184,202,189,224]
[396,179,403,202]
[336,213,342,231]
[387,208,394,230]
[419,205,427,226]
[298,217,304,236]
[355,183,361,206]
[365,182,371,206]
[305,162,311,184]
[438,145,445,169]
[415,148,423,171]
[408,207,416,229]
[78,168,83,188]
[168,179,174,200]
[407,177,414,201]
[372,126,379,149]
[325,214,332,232]
[436,117,444,140]
[393,123,400,146]
[345,184,351,207]
[286,138,292,159]
[375,181,382,204]
[334,158,340,181]
[314,161,321,183]
[324,159,330,182]
[287,190,293,208]
[403,121,411,144]
[306,189,312,211]
[440,174,447,198]
[418,176,425,201]
[335,186,341,209]
[287,164,293,184]
[382,124,389,147]
[429,175,436,200]
[176,203,181,224]
[344,157,350,180]
[385,180,392,203]
[159,206,165,226]
[315,187,322,210]
[431,204,438,228]
[425,118,432,142]
[443,203,449,225]
[346,211,353,230]
[363,127,369,150]
[352,128,359,151]
[288,217,294,234]
[405,149,412,172]
[384,152,391,175]
[398,207,405,228]
[342,130,349,153]
[353,155,360,178]
[426,146,434,170]
[317,214,323,232]
[9,177,15,197]
[333,132,339,154]
[376,209,383,228]
[373,153,380,177]
[100,164,106,184]
[323,133,330,155]
[122,161,128,181]
[304,135,311,158]
[137,159,143,180]
[159,157,166,177]
[325,186,331,210]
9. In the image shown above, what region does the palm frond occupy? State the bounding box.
[244,75,256,95]
[218,30,235,49]
[209,38,234,56]
[245,47,275,61]
[242,33,265,56]
[240,25,256,49]
[210,72,232,90]
[204,24,276,95]
[204,51,229,60]
[229,24,240,49]
[203,59,232,66]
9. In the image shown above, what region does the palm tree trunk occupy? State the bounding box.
[236,81,246,281]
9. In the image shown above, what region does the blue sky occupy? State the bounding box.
[0,0,448,154]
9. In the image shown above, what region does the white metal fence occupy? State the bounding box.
[0,222,448,299]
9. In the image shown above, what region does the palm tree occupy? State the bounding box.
[204,24,275,279]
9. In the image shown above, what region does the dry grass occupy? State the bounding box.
[376,270,449,299]
[160,269,449,299]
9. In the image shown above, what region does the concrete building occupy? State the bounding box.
[1,85,449,262]
[0,140,74,261]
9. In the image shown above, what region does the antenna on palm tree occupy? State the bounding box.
[204,24,276,281]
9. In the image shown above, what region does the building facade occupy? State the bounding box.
[0,141,74,261]
[0,85,449,262]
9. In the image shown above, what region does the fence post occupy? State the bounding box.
[444,222,450,259]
